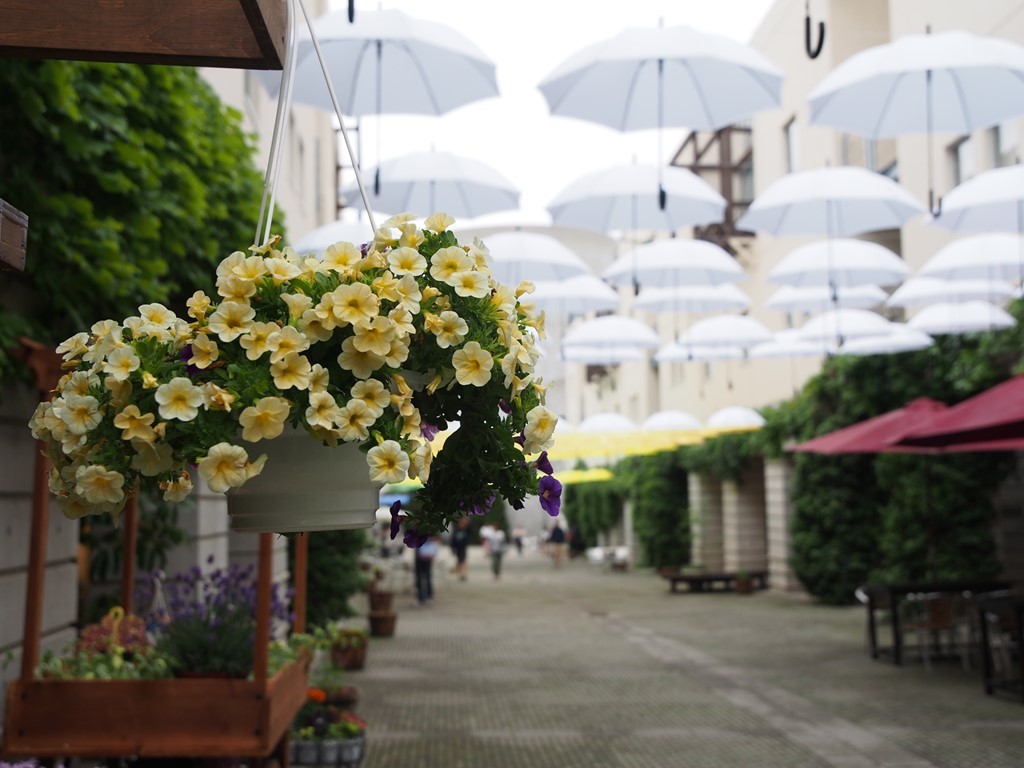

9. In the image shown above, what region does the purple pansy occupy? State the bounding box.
[538,475,562,517]
[403,528,429,549]
[389,500,402,540]
[179,345,201,377]
[536,451,554,475]
[513,434,525,447]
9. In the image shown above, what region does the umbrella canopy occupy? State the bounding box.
[635,284,749,314]
[749,330,833,359]
[837,326,934,357]
[792,398,948,455]
[655,342,744,363]
[705,406,765,430]
[562,315,661,350]
[807,31,1024,138]
[765,284,886,313]
[578,412,636,433]
[603,239,746,288]
[259,8,498,116]
[561,346,646,365]
[641,410,702,431]
[546,164,725,233]
[918,234,1024,283]
[737,167,926,237]
[768,240,910,288]
[528,275,620,316]
[906,300,1016,336]
[886,277,1015,309]
[930,164,1024,233]
[293,219,375,254]
[796,309,894,344]
[677,315,772,348]
[339,151,519,219]
[482,231,590,284]
[897,374,1024,450]
[538,24,783,132]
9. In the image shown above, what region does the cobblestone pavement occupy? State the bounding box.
[347,546,1024,768]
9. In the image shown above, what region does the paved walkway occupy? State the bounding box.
[346,546,1024,768]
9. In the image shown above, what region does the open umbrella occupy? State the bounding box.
[918,234,1024,284]
[562,315,661,352]
[906,301,1015,336]
[603,239,746,288]
[528,275,620,317]
[677,315,772,349]
[749,331,833,359]
[796,309,894,345]
[635,284,749,314]
[837,326,934,357]
[483,231,590,284]
[768,240,910,289]
[930,164,1024,234]
[886,277,1015,309]
[546,164,725,233]
[339,150,519,219]
[766,284,886,314]
[561,346,646,365]
[897,374,1024,450]
[705,406,765,430]
[642,410,702,431]
[293,219,375,254]
[655,342,744,363]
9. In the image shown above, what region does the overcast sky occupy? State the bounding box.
[326,0,776,226]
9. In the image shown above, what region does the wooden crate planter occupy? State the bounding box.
[2,656,308,759]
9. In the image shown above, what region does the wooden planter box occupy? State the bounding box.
[2,657,308,759]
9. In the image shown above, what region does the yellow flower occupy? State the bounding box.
[402,407,422,438]
[366,440,410,484]
[216,251,248,279]
[388,306,415,337]
[270,351,312,390]
[429,246,472,283]
[197,442,250,493]
[57,492,100,520]
[114,405,156,442]
[387,246,427,276]
[298,309,334,343]
[56,332,90,361]
[240,396,292,442]
[280,292,313,320]
[337,337,385,380]
[75,464,125,506]
[306,391,341,430]
[432,310,468,349]
[56,393,102,435]
[523,405,558,455]
[309,363,330,393]
[231,255,269,281]
[334,398,376,442]
[398,223,424,249]
[160,472,194,503]
[141,372,159,389]
[239,321,278,361]
[515,281,535,298]
[394,275,422,314]
[409,439,433,482]
[352,316,396,356]
[372,271,401,302]
[385,336,410,368]
[424,212,455,233]
[267,325,311,364]
[186,291,212,320]
[139,303,177,328]
[468,241,491,271]
[188,333,219,369]
[350,379,390,418]
[155,377,204,421]
[322,241,362,272]
[330,283,380,327]
[201,383,236,412]
[421,285,441,302]
[380,212,417,230]
[130,439,174,477]
[64,370,99,397]
[452,341,494,387]
[207,300,256,342]
[450,270,490,298]
[265,257,301,284]
[217,276,257,302]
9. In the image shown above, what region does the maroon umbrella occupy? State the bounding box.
[791,398,948,455]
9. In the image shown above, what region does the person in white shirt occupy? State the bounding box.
[488,526,508,580]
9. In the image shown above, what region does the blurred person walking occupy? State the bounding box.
[548,521,567,569]
[415,536,440,604]
[488,525,508,580]
[450,517,471,581]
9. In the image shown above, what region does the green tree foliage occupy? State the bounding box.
[0,59,277,382]
[561,478,623,549]
[618,452,690,568]
[297,530,369,626]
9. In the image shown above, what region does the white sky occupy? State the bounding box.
[327,0,775,226]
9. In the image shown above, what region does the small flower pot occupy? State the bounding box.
[294,739,319,765]
[331,642,367,671]
[325,685,360,710]
[319,738,342,766]
[368,589,394,612]
[338,735,366,766]
[368,610,397,637]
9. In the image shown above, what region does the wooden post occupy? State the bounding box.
[0,197,28,272]
[119,494,139,614]
[293,533,308,634]
[253,533,273,687]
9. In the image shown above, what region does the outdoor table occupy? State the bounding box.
[860,580,1010,665]
[975,592,1024,702]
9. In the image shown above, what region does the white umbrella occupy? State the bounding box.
[737,167,926,237]
[677,315,772,349]
[546,164,725,233]
[765,284,886,313]
[749,331,832,359]
[528,275,620,316]
[706,406,765,429]
[483,231,590,284]
[603,239,746,288]
[886,277,1015,309]
[339,151,519,219]
[768,240,910,288]
[539,24,783,132]
[578,412,636,433]
[838,326,935,357]
[562,315,661,351]
[796,309,894,344]
[907,301,1016,336]
[293,219,375,254]
[918,234,1024,283]
[641,410,702,431]
[931,165,1024,233]
[561,346,646,365]
[655,341,744,363]
[634,284,749,314]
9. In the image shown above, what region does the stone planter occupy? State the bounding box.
[293,739,319,765]
[368,611,397,637]
[338,735,366,766]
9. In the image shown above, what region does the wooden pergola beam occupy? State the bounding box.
[0,198,28,272]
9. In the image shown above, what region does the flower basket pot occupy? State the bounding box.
[338,735,366,766]
[367,589,394,613]
[227,431,380,533]
[319,738,342,765]
[368,611,397,637]
[331,643,367,671]
[294,738,319,765]
[734,577,754,595]
[325,685,359,710]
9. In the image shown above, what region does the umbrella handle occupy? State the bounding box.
[348,0,354,23]
[805,4,825,59]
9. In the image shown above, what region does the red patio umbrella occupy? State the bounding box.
[791,398,948,455]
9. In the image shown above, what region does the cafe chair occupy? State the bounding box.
[900,592,973,670]
[983,610,1019,688]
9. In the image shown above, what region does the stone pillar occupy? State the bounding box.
[622,499,636,567]
[764,457,805,593]
[688,472,724,570]
[722,460,767,572]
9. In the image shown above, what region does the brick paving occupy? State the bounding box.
[345,546,1024,768]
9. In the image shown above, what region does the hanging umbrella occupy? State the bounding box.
[886,277,1015,309]
[749,330,834,359]
[655,342,744,363]
[293,219,375,254]
[765,284,886,313]
[339,150,519,219]
[635,284,750,314]
[807,31,1024,211]
[562,315,661,351]
[642,410,702,431]
[705,406,765,430]
[796,309,894,344]
[768,240,910,288]
[578,412,636,433]
[603,239,746,288]
[918,234,1024,283]
[906,301,1016,336]
[677,315,772,349]
[837,326,935,357]
[930,164,1024,233]
[561,346,646,365]
[897,374,1024,450]
[483,231,590,284]
[737,167,926,237]
[546,164,725,233]
[528,275,620,316]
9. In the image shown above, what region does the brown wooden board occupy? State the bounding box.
[0,198,28,272]
[0,0,286,70]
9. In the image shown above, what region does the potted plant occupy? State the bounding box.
[32,213,561,540]
[734,570,754,595]
[331,712,368,767]
[328,626,369,671]
[291,726,319,766]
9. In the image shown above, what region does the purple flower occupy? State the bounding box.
[539,475,562,517]
[420,422,440,441]
[178,345,201,377]
[511,498,525,510]
[403,528,429,548]
[498,399,511,414]
[389,500,402,540]
[514,434,525,447]
[536,451,553,475]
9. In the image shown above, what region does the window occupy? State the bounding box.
[736,157,754,203]
[950,136,975,186]
[784,118,799,173]
[994,120,1018,167]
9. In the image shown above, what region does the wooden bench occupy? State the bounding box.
[662,570,769,593]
